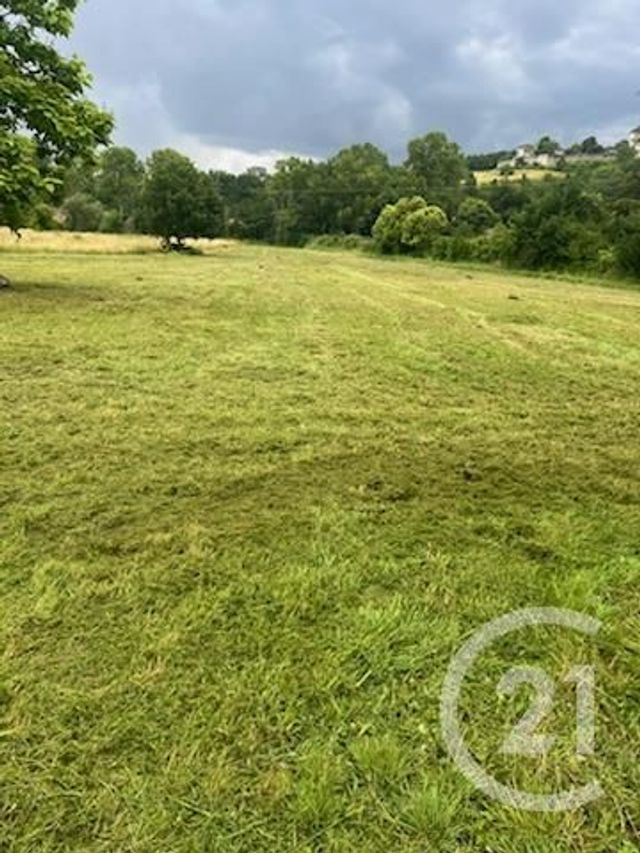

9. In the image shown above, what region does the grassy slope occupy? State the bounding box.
[474,169,563,185]
[1,241,639,851]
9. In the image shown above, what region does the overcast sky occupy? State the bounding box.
[68,0,640,172]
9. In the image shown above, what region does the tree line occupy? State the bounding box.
[3,1,640,279]
[22,132,640,277]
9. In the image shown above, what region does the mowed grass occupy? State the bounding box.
[1,237,639,851]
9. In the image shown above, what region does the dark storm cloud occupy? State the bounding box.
[69,0,640,167]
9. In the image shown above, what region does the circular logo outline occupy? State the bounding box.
[440,607,604,812]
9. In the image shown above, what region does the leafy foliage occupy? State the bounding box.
[62,191,103,233]
[509,181,606,269]
[456,197,498,235]
[5,81,640,278]
[613,210,640,275]
[405,132,469,210]
[466,150,515,171]
[140,149,224,247]
[0,0,113,230]
[373,197,448,254]
[95,147,144,230]
[535,136,562,155]
[212,167,273,240]
[566,136,606,156]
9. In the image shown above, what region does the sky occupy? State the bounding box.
[67,0,640,172]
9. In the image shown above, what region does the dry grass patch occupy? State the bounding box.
[0,227,238,255]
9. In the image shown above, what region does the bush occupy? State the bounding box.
[372,198,423,254]
[372,197,448,255]
[474,224,516,263]
[306,234,372,251]
[596,248,616,275]
[402,206,448,253]
[29,204,60,231]
[62,192,104,233]
[456,197,498,235]
[614,213,640,276]
[430,235,473,262]
[430,224,515,265]
[99,208,126,234]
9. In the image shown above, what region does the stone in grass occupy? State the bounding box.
[0,275,11,289]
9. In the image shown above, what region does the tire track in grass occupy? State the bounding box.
[334,263,535,357]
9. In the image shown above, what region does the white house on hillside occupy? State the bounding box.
[497,127,640,173]
[515,144,535,162]
[499,144,562,170]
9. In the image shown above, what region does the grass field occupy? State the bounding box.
[474,169,563,185]
[1,236,639,851]
[0,227,233,255]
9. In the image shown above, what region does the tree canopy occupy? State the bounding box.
[0,0,113,230]
[456,197,498,235]
[95,147,144,230]
[140,149,224,248]
[405,132,469,209]
[535,136,562,155]
[372,196,448,254]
